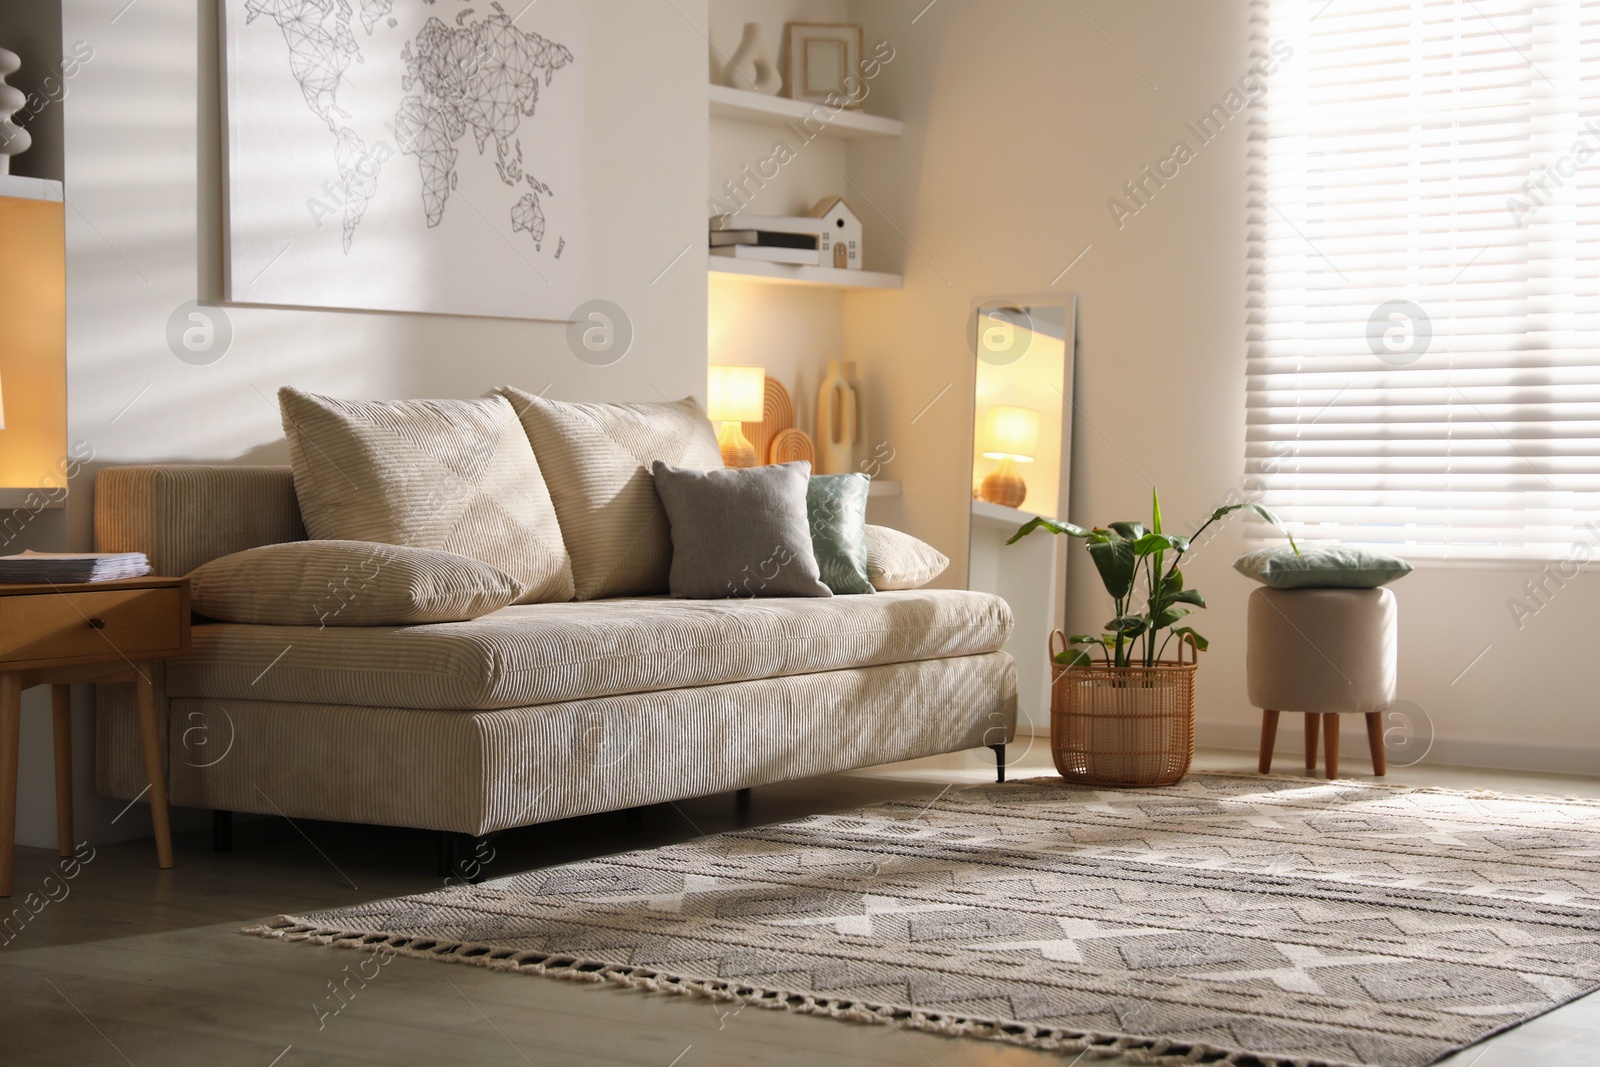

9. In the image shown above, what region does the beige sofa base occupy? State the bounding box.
[98,653,1017,836]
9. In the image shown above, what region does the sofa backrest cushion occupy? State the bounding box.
[495,387,723,599]
[190,540,525,626]
[279,387,574,603]
[95,465,306,576]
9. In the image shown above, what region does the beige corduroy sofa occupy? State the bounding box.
[92,465,1018,862]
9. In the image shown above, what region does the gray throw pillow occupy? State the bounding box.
[807,474,874,595]
[1233,544,1413,589]
[651,460,832,599]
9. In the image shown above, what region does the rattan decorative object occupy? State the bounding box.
[768,427,815,465]
[742,378,794,466]
[1048,630,1197,787]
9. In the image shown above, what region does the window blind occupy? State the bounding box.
[1246,0,1600,562]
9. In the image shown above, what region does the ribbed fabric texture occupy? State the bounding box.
[97,653,1018,833]
[164,590,1013,710]
[94,465,306,576]
[494,388,723,600]
[279,388,573,603]
[865,525,949,590]
[189,541,525,626]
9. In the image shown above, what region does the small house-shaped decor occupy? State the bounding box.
[811,197,862,270]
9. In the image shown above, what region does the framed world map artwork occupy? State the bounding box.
[222,0,584,320]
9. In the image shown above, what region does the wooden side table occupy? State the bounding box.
[0,577,190,896]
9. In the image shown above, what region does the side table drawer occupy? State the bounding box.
[0,587,185,665]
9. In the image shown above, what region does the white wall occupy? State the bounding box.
[847,0,1600,775]
[15,0,710,849]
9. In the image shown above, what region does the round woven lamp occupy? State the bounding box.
[978,405,1038,508]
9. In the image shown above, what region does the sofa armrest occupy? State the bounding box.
[95,465,306,575]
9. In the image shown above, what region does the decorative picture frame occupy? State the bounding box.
[785,23,864,109]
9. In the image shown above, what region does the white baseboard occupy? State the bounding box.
[1013,719,1599,778]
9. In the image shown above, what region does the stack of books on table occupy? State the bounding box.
[710,213,826,266]
[0,551,152,584]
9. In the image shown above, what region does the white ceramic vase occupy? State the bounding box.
[725,23,781,95]
[0,48,30,177]
[817,360,862,475]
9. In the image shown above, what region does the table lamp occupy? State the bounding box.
[978,404,1038,508]
[707,364,765,467]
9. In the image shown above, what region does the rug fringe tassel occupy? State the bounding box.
[244,916,1366,1067]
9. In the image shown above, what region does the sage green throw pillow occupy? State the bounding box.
[1233,544,1413,589]
[807,474,874,595]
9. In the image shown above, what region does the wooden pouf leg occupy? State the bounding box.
[1258,710,1280,774]
[1304,713,1320,772]
[1323,713,1341,780]
[1366,712,1387,776]
[51,685,72,856]
[133,665,175,870]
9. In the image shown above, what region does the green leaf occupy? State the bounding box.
[1160,569,1184,595]
[1132,532,1182,557]
[1167,587,1206,608]
[1053,648,1094,668]
[1168,534,1191,553]
[1105,615,1148,637]
[1171,626,1210,652]
[1151,487,1163,535]
[1153,606,1191,629]
[1086,538,1137,599]
[1069,634,1109,646]
[1205,502,1298,555]
[1006,515,1093,545]
[1107,521,1145,540]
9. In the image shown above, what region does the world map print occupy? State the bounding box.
[241,0,574,255]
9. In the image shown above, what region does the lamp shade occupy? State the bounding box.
[707,364,766,423]
[980,405,1038,461]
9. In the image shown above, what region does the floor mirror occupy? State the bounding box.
[966,296,1078,740]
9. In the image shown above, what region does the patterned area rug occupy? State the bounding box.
[249,774,1600,1067]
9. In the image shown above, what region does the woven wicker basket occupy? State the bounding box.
[1049,630,1197,787]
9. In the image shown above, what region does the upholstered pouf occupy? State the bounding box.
[1247,587,1397,779]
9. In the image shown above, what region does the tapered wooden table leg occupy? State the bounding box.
[1366,712,1387,776]
[1258,710,1280,774]
[1324,713,1341,780]
[1304,712,1320,771]
[0,675,19,897]
[51,684,72,857]
[133,664,174,870]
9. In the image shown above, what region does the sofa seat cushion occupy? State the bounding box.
[164,589,1013,711]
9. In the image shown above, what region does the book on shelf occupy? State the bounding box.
[710,245,822,266]
[710,213,828,236]
[709,230,819,250]
[0,551,152,584]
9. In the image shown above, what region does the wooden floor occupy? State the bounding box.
[1,744,1597,1067]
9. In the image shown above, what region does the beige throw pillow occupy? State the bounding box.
[864,525,949,590]
[190,541,525,626]
[495,387,723,599]
[279,388,573,603]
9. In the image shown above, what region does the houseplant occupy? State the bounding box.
[1008,489,1295,785]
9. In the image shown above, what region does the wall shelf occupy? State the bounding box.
[709,256,903,290]
[0,176,63,203]
[708,85,904,140]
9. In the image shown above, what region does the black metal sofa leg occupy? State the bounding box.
[436,831,498,883]
[990,744,1006,783]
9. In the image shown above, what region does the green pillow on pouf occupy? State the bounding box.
[1234,543,1413,589]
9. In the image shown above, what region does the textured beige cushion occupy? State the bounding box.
[100,653,1019,833]
[166,589,1014,710]
[865,525,949,590]
[190,541,525,626]
[1246,587,1397,715]
[279,388,573,603]
[495,388,722,599]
